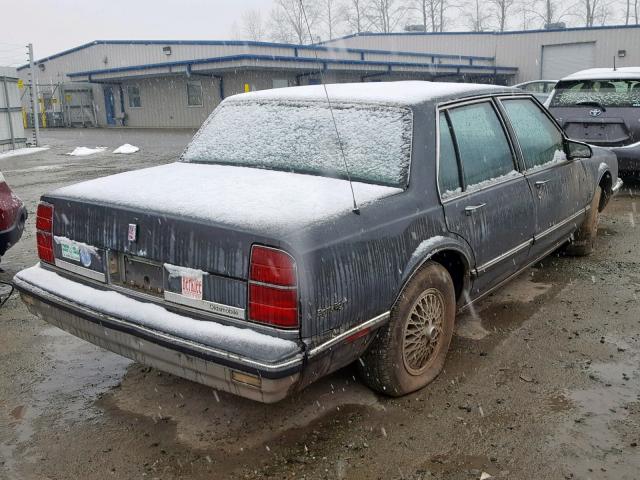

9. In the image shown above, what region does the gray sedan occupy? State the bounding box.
[15,81,621,402]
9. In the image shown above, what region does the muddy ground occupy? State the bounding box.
[0,129,638,480]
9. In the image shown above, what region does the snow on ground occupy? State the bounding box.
[66,147,107,157]
[0,147,50,160]
[113,144,139,154]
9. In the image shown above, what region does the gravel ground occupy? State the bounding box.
[0,129,638,480]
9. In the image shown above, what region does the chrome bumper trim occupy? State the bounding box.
[13,275,304,375]
[164,291,245,321]
[55,259,106,283]
[308,311,390,358]
[612,178,624,194]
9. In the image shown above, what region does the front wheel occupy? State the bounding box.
[564,186,602,256]
[358,261,456,396]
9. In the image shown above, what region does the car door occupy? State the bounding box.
[499,97,589,258]
[438,100,536,299]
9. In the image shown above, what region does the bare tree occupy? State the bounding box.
[268,0,320,44]
[320,0,343,40]
[625,0,639,24]
[341,0,368,33]
[408,0,450,32]
[528,0,570,27]
[240,9,266,41]
[574,0,601,26]
[368,0,409,33]
[489,0,516,31]
[463,0,492,31]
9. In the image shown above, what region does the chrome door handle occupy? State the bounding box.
[535,180,550,188]
[465,203,486,215]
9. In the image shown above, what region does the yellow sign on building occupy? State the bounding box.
[17,79,24,89]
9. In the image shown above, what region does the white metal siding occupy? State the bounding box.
[541,42,596,79]
[0,68,26,151]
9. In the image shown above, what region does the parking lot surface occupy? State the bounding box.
[1,128,639,480]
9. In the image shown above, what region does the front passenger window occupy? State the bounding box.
[502,99,565,170]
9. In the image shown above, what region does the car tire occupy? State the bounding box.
[358,261,456,397]
[565,186,601,257]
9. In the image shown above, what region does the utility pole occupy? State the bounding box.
[27,43,40,147]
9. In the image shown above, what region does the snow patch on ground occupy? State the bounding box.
[15,265,299,361]
[0,146,49,160]
[66,147,107,157]
[113,144,139,154]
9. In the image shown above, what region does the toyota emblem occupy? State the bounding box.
[589,108,602,117]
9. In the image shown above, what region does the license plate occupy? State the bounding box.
[181,274,203,300]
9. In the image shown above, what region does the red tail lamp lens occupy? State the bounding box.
[36,203,53,232]
[250,246,297,286]
[36,202,54,264]
[248,246,298,328]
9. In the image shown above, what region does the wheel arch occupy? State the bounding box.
[596,168,613,212]
[396,236,473,309]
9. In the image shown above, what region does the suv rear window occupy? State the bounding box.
[550,79,640,108]
[182,100,414,188]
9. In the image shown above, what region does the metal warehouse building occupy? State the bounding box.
[17,24,640,129]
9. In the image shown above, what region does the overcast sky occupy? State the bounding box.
[0,0,273,64]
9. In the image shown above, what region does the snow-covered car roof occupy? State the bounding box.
[561,67,640,81]
[228,81,511,106]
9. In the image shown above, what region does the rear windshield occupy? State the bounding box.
[181,100,413,187]
[550,79,640,108]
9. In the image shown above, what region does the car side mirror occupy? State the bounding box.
[565,139,592,160]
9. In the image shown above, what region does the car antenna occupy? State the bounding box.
[299,0,361,215]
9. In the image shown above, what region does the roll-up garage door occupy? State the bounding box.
[541,42,595,79]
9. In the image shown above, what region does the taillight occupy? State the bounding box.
[36,202,54,264]
[248,245,298,328]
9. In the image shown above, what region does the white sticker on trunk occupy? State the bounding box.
[181,273,203,300]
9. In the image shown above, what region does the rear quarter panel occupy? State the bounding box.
[283,105,469,345]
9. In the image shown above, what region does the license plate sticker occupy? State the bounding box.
[61,243,81,262]
[181,274,203,300]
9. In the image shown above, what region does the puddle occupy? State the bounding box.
[553,336,640,479]
[456,275,553,341]
[0,327,130,474]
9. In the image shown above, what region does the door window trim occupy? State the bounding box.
[436,96,523,203]
[496,95,570,175]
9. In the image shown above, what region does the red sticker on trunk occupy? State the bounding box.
[181,275,203,300]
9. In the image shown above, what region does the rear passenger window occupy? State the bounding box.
[438,113,461,196]
[502,99,565,170]
[448,102,515,189]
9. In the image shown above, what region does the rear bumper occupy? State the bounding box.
[0,206,27,256]
[610,142,640,175]
[14,268,304,403]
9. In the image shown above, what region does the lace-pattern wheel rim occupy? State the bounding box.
[402,288,445,376]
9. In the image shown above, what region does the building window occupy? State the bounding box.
[272,79,289,89]
[127,85,141,108]
[187,81,203,106]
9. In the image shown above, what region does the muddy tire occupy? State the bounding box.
[358,261,456,397]
[565,187,602,256]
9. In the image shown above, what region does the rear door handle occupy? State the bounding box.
[465,203,486,215]
[535,180,551,188]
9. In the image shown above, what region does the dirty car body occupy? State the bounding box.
[15,82,619,402]
[547,67,640,178]
[0,171,27,261]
